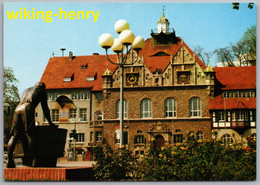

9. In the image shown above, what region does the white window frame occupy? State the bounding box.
[165,98,176,118]
[219,111,225,122]
[134,135,145,144]
[79,108,87,121]
[52,109,59,122]
[221,134,234,144]
[238,110,244,121]
[189,97,201,117]
[85,91,90,100]
[141,99,152,118]
[69,109,77,119]
[72,92,77,100]
[116,100,127,119]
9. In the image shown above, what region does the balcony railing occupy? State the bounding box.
[89,120,103,128]
[151,28,175,34]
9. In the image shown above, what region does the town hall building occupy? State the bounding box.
[37,13,256,159]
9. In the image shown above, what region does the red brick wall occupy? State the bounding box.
[102,86,212,152]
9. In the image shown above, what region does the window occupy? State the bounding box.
[134,135,145,144]
[221,134,234,144]
[141,99,152,118]
[165,98,176,118]
[52,109,59,122]
[79,92,84,100]
[174,134,183,144]
[96,112,103,120]
[189,97,201,117]
[69,133,85,142]
[52,93,58,101]
[223,91,229,98]
[85,91,90,100]
[79,108,87,121]
[219,111,225,122]
[245,111,249,121]
[95,131,102,142]
[69,109,77,119]
[238,110,244,121]
[116,100,127,119]
[250,110,256,122]
[236,91,242,98]
[72,92,77,100]
[232,111,236,121]
[196,131,204,140]
[135,150,145,155]
[47,93,52,101]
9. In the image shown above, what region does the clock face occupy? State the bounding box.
[126,73,138,85]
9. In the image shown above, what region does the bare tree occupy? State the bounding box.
[214,47,235,67]
[193,45,214,66]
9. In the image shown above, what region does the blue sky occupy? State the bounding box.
[4,3,256,95]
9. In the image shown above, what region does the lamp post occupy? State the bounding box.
[99,19,145,148]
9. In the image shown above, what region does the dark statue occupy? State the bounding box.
[7,82,58,168]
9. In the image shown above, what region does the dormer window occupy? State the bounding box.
[80,63,88,69]
[86,73,97,81]
[63,73,74,82]
[153,52,169,56]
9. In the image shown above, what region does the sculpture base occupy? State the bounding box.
[4,166,94,181]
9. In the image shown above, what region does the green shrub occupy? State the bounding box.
[93,136,256,181]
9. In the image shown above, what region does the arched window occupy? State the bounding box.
[221,134,234,144]
[141,99,152,118]
[165,98,176,118]
[196,131,204,140]
[189,97,201,117]
[116,100,127,119]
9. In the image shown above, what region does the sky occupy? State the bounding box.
[3,2,256,95]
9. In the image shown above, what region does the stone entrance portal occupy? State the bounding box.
[154,135,165,147]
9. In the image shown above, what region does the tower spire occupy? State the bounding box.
[163,5,165,16]
[157,6,169,33]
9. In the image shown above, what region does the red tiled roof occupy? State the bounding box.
[41,37,207,91]
[209,95,256,110]
[140,37,206,72]
[213,66,256,90]
[40,55,118,91]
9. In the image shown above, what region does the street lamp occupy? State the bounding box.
[99,19,145,148]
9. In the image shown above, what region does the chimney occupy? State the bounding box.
[60,48,66,56]
[93,53,99,55]
[69,51,73,60]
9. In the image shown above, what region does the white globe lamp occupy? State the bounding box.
[99,33,114,49]
[114,19,130,34]
[132,36,145,51]
[111,38,125,53]
[119,30,135,46]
